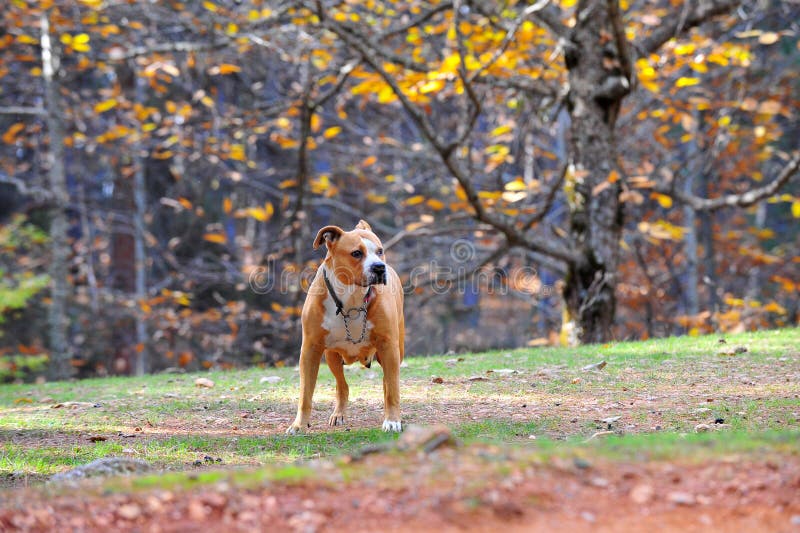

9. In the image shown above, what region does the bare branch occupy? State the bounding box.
[636,0,741,55]
[606,0,633,82]
[105,39,230,61]
[319,13,577,265]
[380,2,453,39]
[0,106,46,116]
[670,152,800,211]
[0,174,53,200]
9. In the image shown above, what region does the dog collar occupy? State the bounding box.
[322,270,373,316]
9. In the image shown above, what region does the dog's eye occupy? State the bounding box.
[377,249,384,256]
[351,250,363,259]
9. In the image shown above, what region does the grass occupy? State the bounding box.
[0,327,798,484]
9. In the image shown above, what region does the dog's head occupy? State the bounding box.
[314,220,387,286]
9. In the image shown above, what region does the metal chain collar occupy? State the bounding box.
[342,305,369,344]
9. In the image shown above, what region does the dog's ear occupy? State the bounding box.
[355,219,372,231]
[313,225,344,250]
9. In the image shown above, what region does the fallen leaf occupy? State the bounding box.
[431,376,444,384]
[88,435,107,442]
[259,376,282,384]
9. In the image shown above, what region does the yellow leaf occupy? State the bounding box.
[674,43,696,55]
[200,95,214,108]
[792,200,800,219]
[478,191,503,200]
[367,192,388,204]
[279,179,297,189]
[203,232,226,244]
[419,79,445,94]
[426,198,445,210]
[217,63,241,74]
[178,197,193,209]
[229,144,246,161]
[223,198,233,214]
[2,123,25,144]
[504,178,526,191]
[94,98,117,113]
[607,169,619,183]
[323,126,341,139]
[246,207,269,221]
[405,195,425,206]
[650,192,673,208]
[310,114,321,133]
[689,61,708,73]
[73,33,90,44]
[377,85,396,103]
[491,125,513,137]
[202,1,218,12]
[675,77,700,88]
[361,155,378,168]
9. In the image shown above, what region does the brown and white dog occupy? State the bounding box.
[286,220,405,434]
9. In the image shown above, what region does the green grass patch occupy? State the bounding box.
[0,328,798,484]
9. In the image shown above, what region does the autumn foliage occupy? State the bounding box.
[0,0,797,379]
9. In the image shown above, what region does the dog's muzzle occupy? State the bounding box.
[370,262,387,285]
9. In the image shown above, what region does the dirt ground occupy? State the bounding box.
[2,437,799,533]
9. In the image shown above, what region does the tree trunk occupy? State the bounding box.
[132,69,149,376]
[41,11,72,380]
[561,0,628,344]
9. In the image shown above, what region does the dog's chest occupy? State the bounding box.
[321,295,373,356]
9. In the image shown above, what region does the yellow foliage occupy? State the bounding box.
[203,233,226,244]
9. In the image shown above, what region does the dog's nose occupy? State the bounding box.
[371,263,386,275]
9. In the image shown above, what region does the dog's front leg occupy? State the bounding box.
[377,340,402,432]
[325,350,349,426]
[286,340,324,434]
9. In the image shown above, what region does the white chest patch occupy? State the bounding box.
[320,270,373,356]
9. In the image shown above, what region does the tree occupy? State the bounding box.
[291,0,799,343]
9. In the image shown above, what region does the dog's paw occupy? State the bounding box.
[285,424,303,435]
[328,412,346,427]
[382,419,402,433]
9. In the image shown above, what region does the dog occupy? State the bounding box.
[286,220,405,434]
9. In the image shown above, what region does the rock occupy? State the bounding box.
[582,360,607,371]
[116,503,142,520]
[259,376,282,384]
[667,491,696,506]
[694,423,712,433]
[490,368,517,375]
[194,377,215,388]
[467,376,487,382]
[397,424,459,453]
[630,483,654,504]
[49,458,152,484]
[600,416,622,424]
